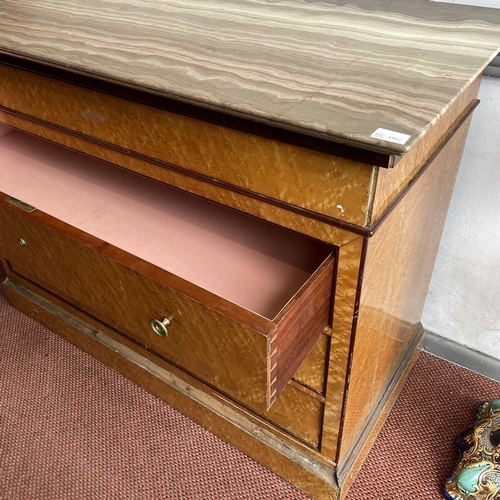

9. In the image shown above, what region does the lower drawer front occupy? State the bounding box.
[4,278,325,448]
[293,332,329,395]
[0,196,334,412]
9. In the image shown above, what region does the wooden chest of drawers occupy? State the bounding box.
[1,1,500,498]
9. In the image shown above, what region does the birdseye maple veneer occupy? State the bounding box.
[1,0,500,498]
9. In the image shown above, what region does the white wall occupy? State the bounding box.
[433,0,500,7]
[422,76,500,359]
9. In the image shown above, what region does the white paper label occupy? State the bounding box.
[371,128,411,145]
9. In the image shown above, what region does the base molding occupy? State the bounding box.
[423,330,500,383]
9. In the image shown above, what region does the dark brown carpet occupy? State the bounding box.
[1,273,499,499]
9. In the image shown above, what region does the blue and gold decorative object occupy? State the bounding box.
[445,400,500,500]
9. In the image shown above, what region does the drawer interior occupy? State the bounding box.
[0,128,333,320]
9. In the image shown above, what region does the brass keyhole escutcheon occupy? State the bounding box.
[150,317,171,338]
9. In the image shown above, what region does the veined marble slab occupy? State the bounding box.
[0,0,500,155]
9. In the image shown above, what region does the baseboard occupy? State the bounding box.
[423,330,500,383]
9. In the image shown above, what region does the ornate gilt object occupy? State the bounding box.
[445,400,500,500]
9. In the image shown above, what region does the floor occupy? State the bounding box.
[1,276,500,500]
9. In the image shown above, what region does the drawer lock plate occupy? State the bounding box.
[6,197,36,213]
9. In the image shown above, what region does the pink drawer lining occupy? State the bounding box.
[0,130,332,319]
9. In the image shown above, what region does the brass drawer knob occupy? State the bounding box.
[150,317,171,337]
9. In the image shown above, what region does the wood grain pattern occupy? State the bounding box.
[0,0,499,154]
[270,258,334,405]
[320,238,365,461]
[0,6,487,490]
[265,387,325,449]
[0,110,359,246]
[338,341,422,499]
[4,281,339,500]
[371,76,481,221]
[337,113,473,461]
[336,325,423,485]
[0,197,334,410]
[0,65,375,225]
[0,51,392,169]
[293,332,330,395]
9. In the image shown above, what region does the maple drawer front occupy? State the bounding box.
[0,196,334,411]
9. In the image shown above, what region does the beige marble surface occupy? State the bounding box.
[1,0,500,154]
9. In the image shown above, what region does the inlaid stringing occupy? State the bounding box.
[1,0,500,154]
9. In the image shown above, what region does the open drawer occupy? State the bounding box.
[0,128,335,410]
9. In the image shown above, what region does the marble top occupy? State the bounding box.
[1,0,500,155]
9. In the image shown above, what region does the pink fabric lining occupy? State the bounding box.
[0,130,331,319]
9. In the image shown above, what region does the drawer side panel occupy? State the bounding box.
[270,257,335,407]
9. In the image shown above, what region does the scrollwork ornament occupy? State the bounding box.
[445,400,500,500]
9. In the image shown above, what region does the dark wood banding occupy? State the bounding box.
[0,105,371,235]
[0,98,479,239]
[0,5,488,496]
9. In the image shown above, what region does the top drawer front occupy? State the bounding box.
[0,64,374,226]
[0,196,334,411]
